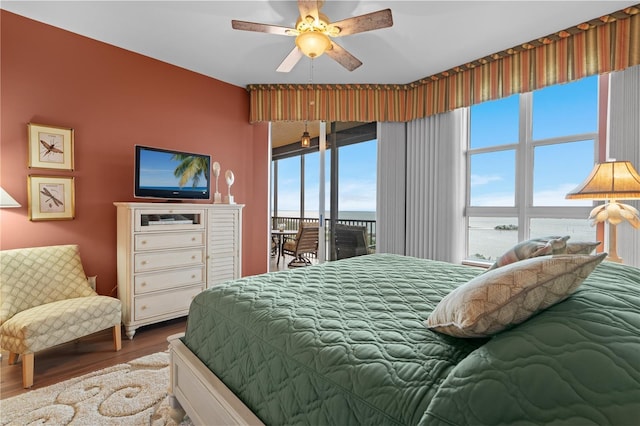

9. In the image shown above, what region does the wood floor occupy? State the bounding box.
[0,317,187,399]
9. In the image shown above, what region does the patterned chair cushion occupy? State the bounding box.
[0,245,96,324]
[0,296,121,353]
[426,253,606,338]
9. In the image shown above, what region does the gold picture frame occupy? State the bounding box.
[27,175,75,221]
[27,123,74,170]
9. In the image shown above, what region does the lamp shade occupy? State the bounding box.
[565,161,640,200]
[295,31,331,58]
[0,187,21,208]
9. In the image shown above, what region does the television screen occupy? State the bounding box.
[134,145,211,200]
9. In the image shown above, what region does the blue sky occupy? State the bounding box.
[276,75,598,213]
[470,75,597,207]
[139,148,208,189]
[277,139,377,212]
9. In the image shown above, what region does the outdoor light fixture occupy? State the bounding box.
[301,126,311,148]
[0,187,21,208]
[566,160,640,263]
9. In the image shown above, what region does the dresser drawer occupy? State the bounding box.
[134,285,202,321]
[134,266,204,294]
[134,231,204,251]
[134,248,204,273]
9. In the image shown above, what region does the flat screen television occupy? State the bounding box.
[134,145,210,200]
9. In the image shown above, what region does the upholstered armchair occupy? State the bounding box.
[0,244,122,388]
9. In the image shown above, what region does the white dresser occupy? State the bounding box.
[114,202,243,339]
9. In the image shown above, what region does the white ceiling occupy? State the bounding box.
[2,1,637,88]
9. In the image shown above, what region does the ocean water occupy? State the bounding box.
[468,217,597,261]
[275,210,376,221]
[272,211,597,260]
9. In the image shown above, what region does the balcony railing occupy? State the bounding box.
[271,216,376,258]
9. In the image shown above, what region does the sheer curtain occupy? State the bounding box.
[377,110,466,263]
[609,64,640,267]
[376,122,406,254]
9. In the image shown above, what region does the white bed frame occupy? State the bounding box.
[167,333,264,426]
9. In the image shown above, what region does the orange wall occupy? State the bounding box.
[0,11,270,295]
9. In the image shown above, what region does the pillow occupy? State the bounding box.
[425,253,606,338]
[532,235,570,254]
[566,241,601,255]
[534,236,601,255]
[487,236,569,270]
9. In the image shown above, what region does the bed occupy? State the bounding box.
[167,253,640,425]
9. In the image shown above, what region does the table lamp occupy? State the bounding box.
[566,160,640,263]
[0,187,21,208]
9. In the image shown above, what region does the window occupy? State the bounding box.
[466,76,600,262]
[274,156,301,217]
[337,140,377,216]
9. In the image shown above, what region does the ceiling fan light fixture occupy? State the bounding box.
[296,31,331,58]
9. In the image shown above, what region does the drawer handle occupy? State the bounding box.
[141,305,147,311]
[192,275,196,279]
[141,240,147,245]
[141,282,147,287]
[191,255,196,260]
[141,260,147,265]
[192,237,196,241]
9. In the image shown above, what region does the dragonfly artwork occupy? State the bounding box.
[39,185,64,211]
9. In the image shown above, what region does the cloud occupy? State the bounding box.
[471,183,594,207]
[471,174,503,186]
[278,178,376,212]
[532,183,592,206]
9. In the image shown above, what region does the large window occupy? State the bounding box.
[466,76,600,261]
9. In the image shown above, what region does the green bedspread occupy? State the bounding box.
[183,254,640,425]
[421,260,640,425]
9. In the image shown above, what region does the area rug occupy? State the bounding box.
[0,352,192,425]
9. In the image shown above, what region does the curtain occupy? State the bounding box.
[405,110,466,263]
[609,64,640,267]
[376,122,406,254]
[249,7,639,123]
[377,110,466,263]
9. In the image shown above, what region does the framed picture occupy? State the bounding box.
[27,123,74,170]
[27,175,75,221]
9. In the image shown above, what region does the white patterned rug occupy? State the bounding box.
[0,352,192,425]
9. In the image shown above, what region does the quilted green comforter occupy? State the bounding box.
[183,254,640,425]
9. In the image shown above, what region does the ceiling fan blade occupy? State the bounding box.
[297,0,320,22]
[231,20,295,36]
[277,47,304,73]
[331,9,393,36]
[325,41,362,72]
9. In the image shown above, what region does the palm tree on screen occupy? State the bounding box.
[172,154,209,188]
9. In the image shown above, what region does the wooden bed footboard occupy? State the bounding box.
[167,333,264,426]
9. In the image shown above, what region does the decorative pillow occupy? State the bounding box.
[532,235,570,254]
[533,236,601,255]
[487,236,569,270]
[425,253,606,338]
[566,241,601,255]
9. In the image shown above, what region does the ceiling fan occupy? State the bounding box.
[231,0,393,72]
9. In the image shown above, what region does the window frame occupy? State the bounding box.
[465,77,603,259]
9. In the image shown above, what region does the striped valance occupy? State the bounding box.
[248,5,639,123]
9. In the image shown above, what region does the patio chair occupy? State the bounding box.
[334,224,369,260]
[282,222,319,267]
